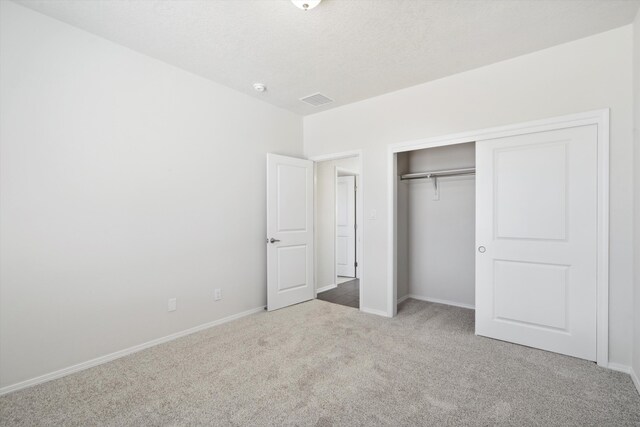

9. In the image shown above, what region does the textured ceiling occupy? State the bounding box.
[14,0,640,115]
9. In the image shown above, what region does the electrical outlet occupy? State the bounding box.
[168,298,177,312]
[214,289,222,301]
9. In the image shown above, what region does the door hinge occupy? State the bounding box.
[354,262,358,267]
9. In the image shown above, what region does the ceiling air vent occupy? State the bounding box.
[300,93,334,107]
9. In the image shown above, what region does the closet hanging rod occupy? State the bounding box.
[400,167,475,181]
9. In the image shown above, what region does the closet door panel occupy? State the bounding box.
[475,124,597,361]
[493,142,567,241]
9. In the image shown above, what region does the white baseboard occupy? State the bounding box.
[600,363,640,396]
[607,362,631,374]
[360,306,392,318]
[0,305,265,396]
[606,362,640,395]
[404,294,475,310]
[316,284,337,294]
[397,294,411,304]
[631,368,640,396]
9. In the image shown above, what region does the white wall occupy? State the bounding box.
[304,26,634,366]
[0,2,302,390]
[396,153,410,300]
[315,157,359,290]
[632,8,640,385]
[401,143,475,307]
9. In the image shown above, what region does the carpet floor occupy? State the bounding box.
[1,299,639,426]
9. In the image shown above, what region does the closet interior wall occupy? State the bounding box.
[397,142,476,308]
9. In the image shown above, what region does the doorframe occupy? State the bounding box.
[387,109,609,367]
[335,168,360,284]
[310,150,364,311]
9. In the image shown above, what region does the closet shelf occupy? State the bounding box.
[400,167,475,181]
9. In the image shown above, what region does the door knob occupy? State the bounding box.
[478,246,486,253]
[269,238,280,244]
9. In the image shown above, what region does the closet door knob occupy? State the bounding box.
[478,246,486,253]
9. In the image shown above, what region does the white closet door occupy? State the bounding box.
[336,175,356,277]
[476,125,597,361]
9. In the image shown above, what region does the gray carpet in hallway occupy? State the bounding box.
[1,299,639,426]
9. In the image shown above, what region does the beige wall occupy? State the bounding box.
[0,2,302,390]
[315,157,360,290]
[305,26,634,367]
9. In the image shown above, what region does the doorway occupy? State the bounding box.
[313,154,362,309]
[265,151,364,313]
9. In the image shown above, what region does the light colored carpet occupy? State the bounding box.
[1,299,639,426]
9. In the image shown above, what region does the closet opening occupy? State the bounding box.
[388,110,608,363]
[396,141,476,314]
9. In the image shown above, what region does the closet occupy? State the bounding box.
[396,142,476,309]
[393,117,604,363]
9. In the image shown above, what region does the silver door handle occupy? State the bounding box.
[269,238,280,244]
[478,246,486,253]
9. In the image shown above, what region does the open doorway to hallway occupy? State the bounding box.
[314,155,361,309]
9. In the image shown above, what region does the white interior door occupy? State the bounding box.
[476,125,598,361]
[266,154,314,311]
[336,175,356,278]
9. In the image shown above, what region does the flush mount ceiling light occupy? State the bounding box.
[291,0,321,11]
[253,83,267,92]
